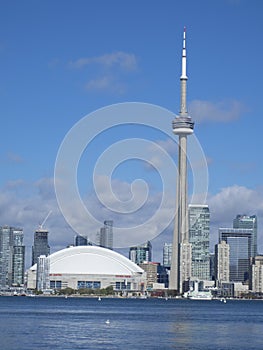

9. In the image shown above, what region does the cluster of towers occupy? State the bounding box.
[0,29,261,296]
[168,29,260,295]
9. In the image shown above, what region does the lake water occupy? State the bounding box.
[0,296,262,349]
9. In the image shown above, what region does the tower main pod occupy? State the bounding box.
[169,28,194,293]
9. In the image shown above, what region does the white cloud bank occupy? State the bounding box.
[207,185,263,250]
[69,51,138,71]
[68,51,138,94]
[189,99,245,123]
[1,176,263,268]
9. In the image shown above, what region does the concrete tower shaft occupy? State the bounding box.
[169,28,194,293]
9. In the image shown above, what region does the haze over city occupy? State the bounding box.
[1,0,263,266]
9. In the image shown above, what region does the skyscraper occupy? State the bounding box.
[0,226,12,288]
[11,228,25,286]
[215,240,230,283]
[98,220,113,250]
[189,205,210,280]
[74,234,92,246]
[233,215,257,257]
[250,255,263,293]
[0,226,25,288]
[163,243,172,268]
[32,228,50,266]
[170,28,194,293]
[129,241,152,264]
[219,228,253,282]
[36,255,50,291]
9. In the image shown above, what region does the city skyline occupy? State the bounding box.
[0,1,263,265]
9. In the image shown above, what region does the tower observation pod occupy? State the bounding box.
[169,27,194,294]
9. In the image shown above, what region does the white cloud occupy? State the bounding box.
[5,152,24,164]
[69,51,138,94]
[69,51,138,71]
[143,138,177,171]
[189,99,245,123]
[85,75,126,94]
[207,185,263,251]
[1,176,263,269]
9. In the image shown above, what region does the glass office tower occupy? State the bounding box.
[219,228,253,282]
[129,241,152,264]
[163,243,172,268]
[233,215,257,257]
[32,228,50,266]
[0,226,25,288]
[98,220,113,250]
[74,234,92,246]
[189,205,210,280]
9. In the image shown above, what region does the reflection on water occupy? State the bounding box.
[0,297,263,349]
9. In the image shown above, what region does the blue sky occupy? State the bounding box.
[1,0,263,265]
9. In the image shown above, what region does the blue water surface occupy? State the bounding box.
[0,296,262,349]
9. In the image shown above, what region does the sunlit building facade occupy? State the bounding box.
[189,205,210,280]
[215,240,230,283]
[129,241,152,264]
[27,246,146,292]
[98,220,113,250]
[0,226,25,288]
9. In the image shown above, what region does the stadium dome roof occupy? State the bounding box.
[30,245,144,276]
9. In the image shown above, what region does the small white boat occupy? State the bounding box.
[105,319,110,325]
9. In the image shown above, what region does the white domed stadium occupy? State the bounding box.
[27,245,146,292]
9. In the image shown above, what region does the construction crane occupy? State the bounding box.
[39,210,52,230]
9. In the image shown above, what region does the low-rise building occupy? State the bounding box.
[27,246,146,293]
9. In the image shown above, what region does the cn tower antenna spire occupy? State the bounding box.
[181,26,187,80]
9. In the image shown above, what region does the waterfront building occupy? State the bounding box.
[163,243,172,268]
[0,226,12,287]
[189,204,210,280]
[210,253,215,280]
[169,28,194,293]
[36,255,50,291]
[219,228,253,282]
[250,255,263,293]
[157,265,169,288]
[139,261,159,288]
[129,241,152,264]
[27,246,146,292]
[32,228,50,266]
[11,228,25,286]
[233,215,257,257]
[215,240,230,283]
[98,220,113,250]
[0,226,25,288]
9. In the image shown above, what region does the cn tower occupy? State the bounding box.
[169,28,194,293]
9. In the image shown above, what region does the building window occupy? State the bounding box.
[77,281,101,289]
[50,280,62,289]
[115,281,131,290]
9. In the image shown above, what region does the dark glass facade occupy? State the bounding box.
[233,215,257,257]
[219,228,253,282]
[32,229,50,266]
